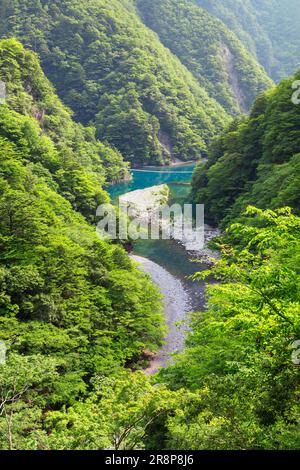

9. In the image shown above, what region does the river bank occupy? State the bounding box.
[108,163,218,374]
[131,255,191,375]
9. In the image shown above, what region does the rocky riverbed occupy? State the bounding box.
[131,255,191,375]
[121,185,220,374]
[120,185,220,261]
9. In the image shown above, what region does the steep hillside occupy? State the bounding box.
[0,37,129,221]
[136,0,272,114]
[192,70,300,226]
[0,0,230,165]
[0,38,165,420]
[196,0,300,81]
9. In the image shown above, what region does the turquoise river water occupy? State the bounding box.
[108,163,207,310]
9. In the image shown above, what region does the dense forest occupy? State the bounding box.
[137,0,272,114]
[0,0,232,165]
[0,39,166,448]
[195,0,300,81]
[0,0,299,453]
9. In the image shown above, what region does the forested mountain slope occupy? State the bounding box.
[192,70,300,226]
[0,39,165,442]
[0,0,232,165]
[195,0,300,81]
[0,36,129,204]
[136,0,272,115]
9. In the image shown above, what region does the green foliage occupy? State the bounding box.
[40,372,187,450]
[0,128,165,343]
[195,0,300,81]
[137,0,272,114]
[158,208,300,449]
[192,70,300,226]
[0,133,164,365]
[4,208,299,450]
[0,0,230,164]
[0,354,59,450]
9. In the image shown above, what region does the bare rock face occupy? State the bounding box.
[158,130,173,162]
[0,80,6,104]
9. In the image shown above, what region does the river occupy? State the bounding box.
[108,163,212,373]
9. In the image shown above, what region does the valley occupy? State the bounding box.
[0,0,299,452]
